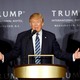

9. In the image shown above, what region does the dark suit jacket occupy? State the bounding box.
[4,29,72,64]
[0,40,13,79]
[66,34,80,79]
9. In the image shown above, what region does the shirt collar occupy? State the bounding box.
[37,30,42,35]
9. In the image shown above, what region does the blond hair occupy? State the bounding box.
[29,13,44,22]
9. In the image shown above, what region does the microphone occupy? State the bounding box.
[29,30,37,38]
[32,30,37,36]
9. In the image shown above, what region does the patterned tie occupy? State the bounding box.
[35,33,41,64]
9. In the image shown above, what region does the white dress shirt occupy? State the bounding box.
[32,30,42,54]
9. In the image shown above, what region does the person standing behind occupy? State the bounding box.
[0,39,13,80]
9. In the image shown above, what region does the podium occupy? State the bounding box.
[14,55,66,80]
[13,64,66,80]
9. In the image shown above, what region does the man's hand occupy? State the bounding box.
[0,52,4,60]
[73,48,80,60]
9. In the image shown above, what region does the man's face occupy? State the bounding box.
[29,18,44,32]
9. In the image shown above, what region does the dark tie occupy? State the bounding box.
[35,33,41,64]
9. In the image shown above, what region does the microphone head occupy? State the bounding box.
[28,30,37,39]
[32,30,37,35]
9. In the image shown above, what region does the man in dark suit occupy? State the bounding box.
[66,33,80,79]
[0,39,13,80]
[0,13,80,65]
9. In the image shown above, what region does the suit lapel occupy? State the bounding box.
[23,30,34,55]
[41,30,48,54]
[28,37,34,55]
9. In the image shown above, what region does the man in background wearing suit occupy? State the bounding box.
[66,33,80,79]
[0,40,13,80]
[0,13,80,65]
